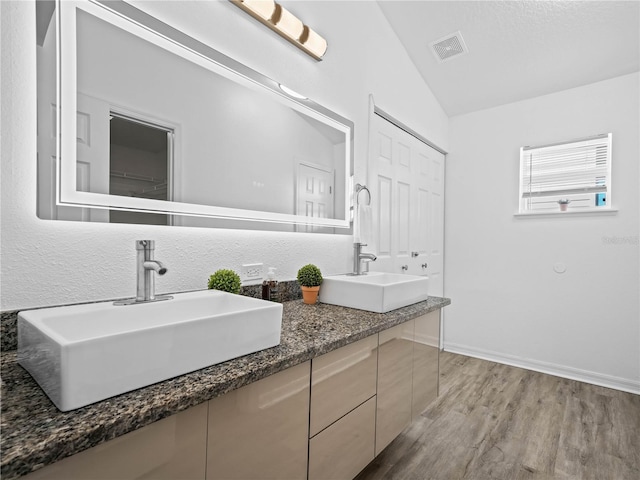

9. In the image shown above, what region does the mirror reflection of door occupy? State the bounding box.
[296,162,334,233]
[108,113,173,225]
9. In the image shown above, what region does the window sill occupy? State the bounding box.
[514,208,618,218]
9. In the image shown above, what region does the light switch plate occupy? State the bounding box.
[241,263,264,282]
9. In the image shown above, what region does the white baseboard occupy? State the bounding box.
[443,342,640,395]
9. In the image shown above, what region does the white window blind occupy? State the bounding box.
[519,133,612,213]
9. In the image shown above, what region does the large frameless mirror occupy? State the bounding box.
[36,0,353,232]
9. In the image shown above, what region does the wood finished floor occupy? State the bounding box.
[356,352,640,480]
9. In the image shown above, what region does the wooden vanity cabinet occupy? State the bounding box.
[411,310,440,421]
[375,321,415,455]
[308,396,376,480]
[308,336,378,480]
[21,402,208,480]
[309,335,378,436]
[21,363,311,480]
[18,308,443,480]
[206,361,311,480]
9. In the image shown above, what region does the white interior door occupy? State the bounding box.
[424,147,445,296]
[368,113,445,296]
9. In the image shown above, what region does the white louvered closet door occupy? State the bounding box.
[368,113,445,296]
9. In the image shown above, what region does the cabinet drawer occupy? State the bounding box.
[310,335,378,436]
[308,396,376,480]
[206,362,310,480]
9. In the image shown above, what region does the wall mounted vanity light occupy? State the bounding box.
[231,0,328,61]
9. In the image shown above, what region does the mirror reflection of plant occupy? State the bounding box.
[208,269,241,294]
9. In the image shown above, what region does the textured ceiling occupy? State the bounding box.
[378,0,640,116]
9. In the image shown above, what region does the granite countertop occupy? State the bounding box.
[1,296,450,479]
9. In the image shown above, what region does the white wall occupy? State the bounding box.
[0,0,448,311]
[444,73,640,393]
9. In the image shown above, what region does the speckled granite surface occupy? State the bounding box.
[1,296,450,479]
[0,310,18,352]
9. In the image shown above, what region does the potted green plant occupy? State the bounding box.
[558,199,570,212]
[208,269,242,294]
[297,264,323,304]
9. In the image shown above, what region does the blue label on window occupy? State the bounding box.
[596,193,606,206]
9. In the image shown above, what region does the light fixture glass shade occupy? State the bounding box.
[240,0,276,21]
[300,26,327,58]
[273,5,304,40]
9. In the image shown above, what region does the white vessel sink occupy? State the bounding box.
[320,272,429,313]
[18,290,282,411]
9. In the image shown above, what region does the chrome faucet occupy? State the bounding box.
[115,240,173,305]
[351,242,377,275]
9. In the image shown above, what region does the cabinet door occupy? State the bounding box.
[412,310,440,421]
[308,396,376,480]
[21,403,208,480]
[206,362,310,480]
[310,335,377,436]
[376,321,414,455]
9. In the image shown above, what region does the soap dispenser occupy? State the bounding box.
[267,267,279,303]
[261,274,271,300]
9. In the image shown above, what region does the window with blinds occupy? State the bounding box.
[519,133,612,213]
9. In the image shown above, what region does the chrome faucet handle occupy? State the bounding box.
[421,263,428,269]
[137,239,153,249]
[401,265,408,271]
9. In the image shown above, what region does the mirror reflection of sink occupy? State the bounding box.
[320,272,429,313]
[17,290,282,411]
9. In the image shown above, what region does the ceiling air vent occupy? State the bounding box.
[429,31,468,63]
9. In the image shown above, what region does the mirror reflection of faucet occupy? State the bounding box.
[114,240,173,305]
